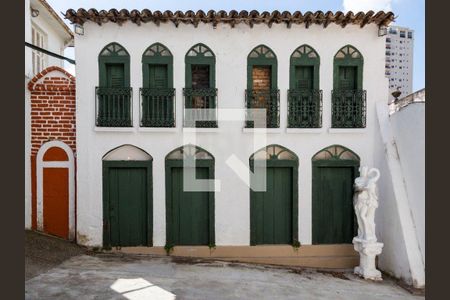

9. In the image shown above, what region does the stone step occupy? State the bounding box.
[109,244,359,269]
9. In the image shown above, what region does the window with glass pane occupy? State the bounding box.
[246,45,279,128]
[141,43,175,127]
[31,24,47,75]
[288,45,322,128]
[96,43,132,127]
[332,45,366,128]
[184,43,217,128]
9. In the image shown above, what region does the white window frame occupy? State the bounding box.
[31,23,48,75]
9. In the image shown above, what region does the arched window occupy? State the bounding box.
[246,45,279,128]
[184,44,217,128]
[103,144,152,161]
[98,43,130,87]
[312,144,360,162]
[332,45,366,128]
[185,43,215,88]
[333,45,363,90]
[141,43,175,128]
[97,43,132,127]
[250,144,298,161]
[166,144,214,160]
[142,43,173,88]
[288,45,322,128]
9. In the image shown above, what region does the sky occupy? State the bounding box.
[48,0,424,91]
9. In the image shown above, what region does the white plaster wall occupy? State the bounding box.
[390,103,425,263]
[30,16,65,70]
[374,102,425,288]
[374,116,412,283]
[75,21,387,247]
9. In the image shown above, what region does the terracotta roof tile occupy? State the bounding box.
[64,9,395,28]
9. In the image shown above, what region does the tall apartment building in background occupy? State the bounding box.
[385,25,414,102]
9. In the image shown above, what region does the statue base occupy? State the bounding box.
[352,237,384,281]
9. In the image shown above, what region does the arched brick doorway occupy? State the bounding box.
[36,141,75,240]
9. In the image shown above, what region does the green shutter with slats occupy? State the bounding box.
[106,64,125,88]
[294,66,314,90]
[338,66,357,90]
[149,65,168,88]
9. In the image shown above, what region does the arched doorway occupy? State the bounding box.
[250,144,299,245]
[165,144,215,246]
[312,145,360,244]
[102,145,153,247]
[36,141,75,240]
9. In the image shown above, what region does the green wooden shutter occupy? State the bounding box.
[338,66,357,90]
[149,65,168,88]
[106,64,125,88]
[295,66,313,89]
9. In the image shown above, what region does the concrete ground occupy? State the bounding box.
[26,253,424,300]
[26,230,423,299]
[25,230,86,280]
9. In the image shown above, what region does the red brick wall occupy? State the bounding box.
[28,66,76,230]
[28,66,76,155]
[252,66,271,90]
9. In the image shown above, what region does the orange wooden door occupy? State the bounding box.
[43,168,69,239]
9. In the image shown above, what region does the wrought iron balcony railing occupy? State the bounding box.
[331,89,367,128]
[288,89,323,128]
[245,89,280,128]
[95,87,133,127]
[183,88,218,128]
[140,88,176,127]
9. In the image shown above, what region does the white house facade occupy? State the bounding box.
[25,0,73,230]
[67,9,394,262]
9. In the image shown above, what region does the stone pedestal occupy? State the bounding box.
[353,237,384,281]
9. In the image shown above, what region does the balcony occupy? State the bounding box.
[96,87,132,127]
[183,88,218,128]
[245,89,280,128]
[287,89,322,128]
[140,88,176,127]
[331,89,367,128]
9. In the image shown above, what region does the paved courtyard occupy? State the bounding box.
[25,252,423,300]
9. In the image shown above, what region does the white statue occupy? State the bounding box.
[352,166,384,281]
[354,167,380,241]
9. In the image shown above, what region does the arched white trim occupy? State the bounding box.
[36,140,75,240]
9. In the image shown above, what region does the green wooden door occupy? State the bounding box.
[171,167,211,245]
[312,166,355,244]
[103,161,152,247]
[338,66,357,90]
[252,167,293,244]
[149,64,168,88]
[294,66,313,89]
[106,63,125,87]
